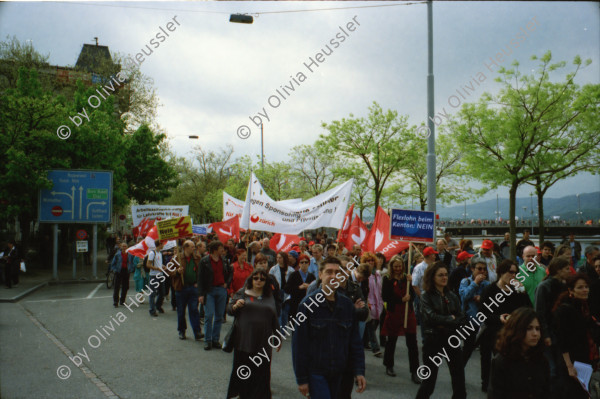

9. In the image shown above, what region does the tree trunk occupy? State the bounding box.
[509,183,518,261]
[537,184,545,244]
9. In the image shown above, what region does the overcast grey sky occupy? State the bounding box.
[1,1,598,206]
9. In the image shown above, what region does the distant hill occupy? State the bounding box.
[437,191,600,221]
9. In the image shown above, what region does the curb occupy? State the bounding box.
[0,278,105,303]
[0,282,48,303]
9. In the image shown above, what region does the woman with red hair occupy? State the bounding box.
[229,249,253,295]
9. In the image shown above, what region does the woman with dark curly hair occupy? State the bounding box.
[553,273,600,399]
[226,268,280,399]
[415,261,466,399]
[478,259,532,393]
[488,307,549,398]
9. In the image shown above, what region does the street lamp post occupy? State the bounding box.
[522,206,527,226]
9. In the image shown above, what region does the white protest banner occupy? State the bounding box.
[224,192,303,221]
[131,205,189,228]
[223,192,246,221]
[240,172,353,234]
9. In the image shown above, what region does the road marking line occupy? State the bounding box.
[25,295,113,303]
[86,283,104,299]
[17,303,121,398]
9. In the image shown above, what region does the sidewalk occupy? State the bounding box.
[0,251,109,303]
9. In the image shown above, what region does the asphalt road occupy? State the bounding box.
[1,281,488,399]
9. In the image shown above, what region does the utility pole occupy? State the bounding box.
[426,0,436,220]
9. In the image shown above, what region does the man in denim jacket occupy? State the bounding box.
[292,256,366,399]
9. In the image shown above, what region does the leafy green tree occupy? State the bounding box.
[319,102,413,216]
[288,144,338,196]
[450,52,598,259]
[524,81,600,242]
[124,125,178,204]
[0,68,68,244]
[399,129,476,210]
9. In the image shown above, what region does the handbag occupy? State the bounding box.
[223,293,243,353]
[20,261,26,273]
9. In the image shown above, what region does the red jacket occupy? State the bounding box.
[229,261,253,295]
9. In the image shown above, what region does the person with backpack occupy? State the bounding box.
[146,240,166,317]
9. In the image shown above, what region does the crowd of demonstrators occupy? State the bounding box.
[102,228,600,399]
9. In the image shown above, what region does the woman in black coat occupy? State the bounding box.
[479,259,533,392]
[284,254,315,317]
[553,273,600,399]
[488,307,550,399]
[415,261,466,399]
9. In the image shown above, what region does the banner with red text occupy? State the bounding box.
[224,192,303,221]
[240,172,353,234]
[131,205,189,228]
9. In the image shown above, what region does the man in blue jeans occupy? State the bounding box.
[166,240,204,341]
[198,240,232,350]
[292,256,366,399]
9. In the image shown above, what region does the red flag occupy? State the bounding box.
[270,233,301,253]
[134,217,155,238]
[127,225,160,258]
[363,206,409,260]
[337,204,355,244]
[345,216,368,251]
[209,215,240,244]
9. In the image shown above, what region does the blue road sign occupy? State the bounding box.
[39,169,112,223]
[389,209,435,243]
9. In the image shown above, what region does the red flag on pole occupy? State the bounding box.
[270,233,301,252]
[363,206,409,260]
[345,215,368,251]
[337,204,354,244]
[209,215,240,244]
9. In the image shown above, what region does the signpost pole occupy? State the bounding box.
[72,242,77,279]
[53,224,58,280]
[93,224,97,279]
